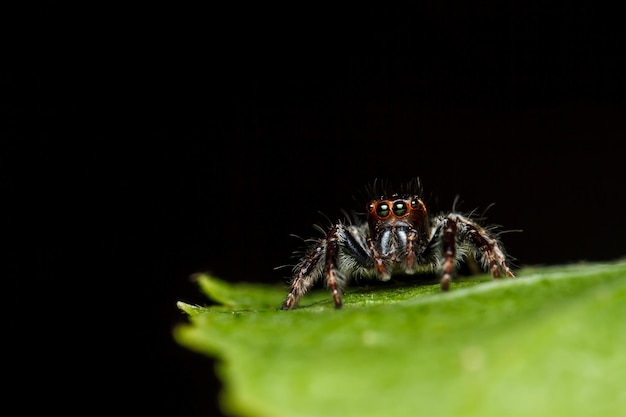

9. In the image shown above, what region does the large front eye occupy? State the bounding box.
[376,202,390,217]
[392,200,407,216]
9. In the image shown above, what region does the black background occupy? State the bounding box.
[4,3,626,416]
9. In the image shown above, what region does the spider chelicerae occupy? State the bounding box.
[280,179,516,310]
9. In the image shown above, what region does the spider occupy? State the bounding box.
[280,179,516,310]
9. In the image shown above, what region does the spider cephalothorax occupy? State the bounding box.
[280,181,516,310]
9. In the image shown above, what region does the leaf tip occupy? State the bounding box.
[176,301,205,316]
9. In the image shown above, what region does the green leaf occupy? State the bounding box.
[174,260,626,417]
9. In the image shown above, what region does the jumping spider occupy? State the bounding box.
[280,180,516,310]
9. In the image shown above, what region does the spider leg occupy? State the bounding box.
[282,224,362,310]
[450,213,515,284]
[440,217,457,291]
[366,237,387,277]
[427,213,515,291]
[404,228,420,271]
[324,225,345,308]
[280,239,326,310]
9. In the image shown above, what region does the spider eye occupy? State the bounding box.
[376,202,390,218]
[367,202,375,213]
[410,198,419,209]
[392,201,407,216]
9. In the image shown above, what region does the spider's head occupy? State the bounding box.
[366,194,429,235]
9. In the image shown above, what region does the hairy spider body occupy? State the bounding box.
[280,181,516,310]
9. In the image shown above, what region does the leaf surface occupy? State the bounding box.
[175,261,626,417]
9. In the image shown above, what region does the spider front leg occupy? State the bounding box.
[437,214,515,291]
[281,225,347,310]
[440,217,457,291]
